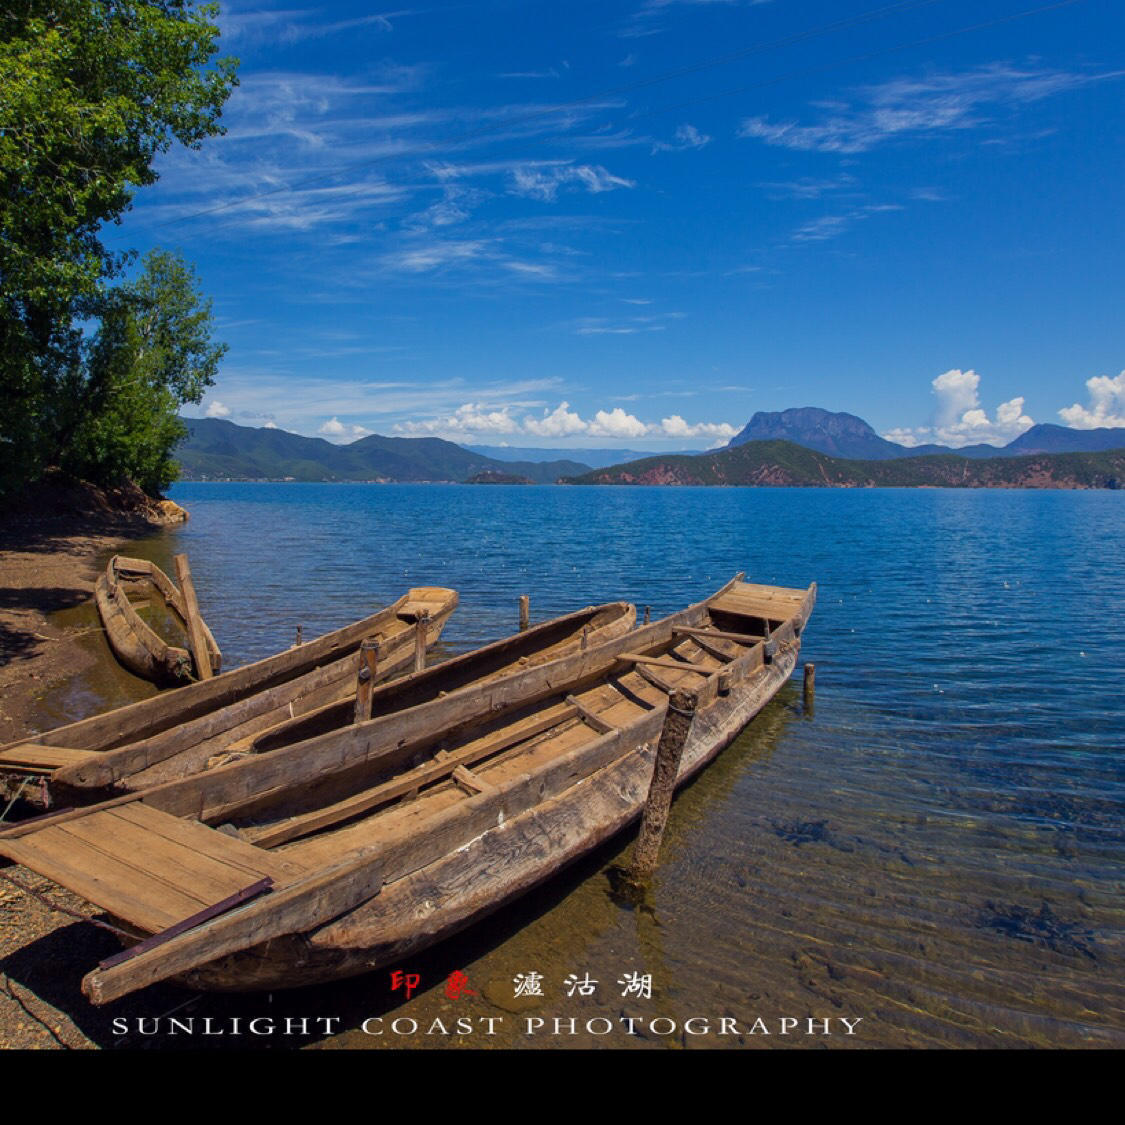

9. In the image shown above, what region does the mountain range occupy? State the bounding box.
[727,407,1125,460]
[175,419,590,483]
[174,412,1125,485]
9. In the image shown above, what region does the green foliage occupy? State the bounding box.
[0,1,238,502]
[63,250,227,495]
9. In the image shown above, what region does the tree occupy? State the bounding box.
[0,1,238,500]
[63,249,227,495]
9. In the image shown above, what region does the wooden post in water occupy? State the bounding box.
[414,611,430,673]
[519,595,530,632]
[173,554,213,681]
[630,689,697,882]
[294,625,303,647]
[643,605,651,626]
[354,640,380,723]
[804,662,816,712]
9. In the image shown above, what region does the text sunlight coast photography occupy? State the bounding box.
[0,0,1121,1053]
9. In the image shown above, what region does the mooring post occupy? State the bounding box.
[414,610,430,673]
[804,662,816,711]
[643,605,651,626]
[173,553,213,681]
[295,624,303,647]
[630,689,697,882]
[519,595,530,632]
[354,639,380,723]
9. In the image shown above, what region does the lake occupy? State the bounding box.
[49,482,1125,1048]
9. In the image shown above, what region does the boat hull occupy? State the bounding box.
[180,621,802,993]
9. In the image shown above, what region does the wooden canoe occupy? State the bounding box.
[0,575,814,1005]
[47,599,635,800]
[0,586,460,808]
[94,555,223,685]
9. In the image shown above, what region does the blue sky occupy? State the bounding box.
[115,0,1125,450]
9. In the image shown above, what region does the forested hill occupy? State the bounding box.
[562,440,1125,489]
[175,418,591,484]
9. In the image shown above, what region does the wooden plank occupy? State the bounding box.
[617,653,715,676]
[353,640,380,724]
[4,827,210,931]
[452,766,495,796]
[632,661,676,696]
[0,745,95,770]
[673,626,766,645]
[565,695,617,735]
[110,804,305,883]
[676,633,737,663]
[173,554,214,681]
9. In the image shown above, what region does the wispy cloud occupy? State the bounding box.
[568,311,685,336]
[508,163,636,201]
[219,8,409,46]
[739,64,1124,155]
[652,124,712,154]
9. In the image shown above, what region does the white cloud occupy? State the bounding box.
[1058,371,1125,429]
[658,414,737,439]
[263,421,278,429]
[391,399,735,444]
[588,407,650,439]
[524,402,587,438]
[509,163,635,201]
[318,417,372,442]
[881,369,1034,448]
[396,403,523,436]
[205,400,231,418]
[738,64,1123,155]
[652,124,712,153]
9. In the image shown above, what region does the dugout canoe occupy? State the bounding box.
[0,575,813,1005]
[44,598,635,800]
[94,555,223,685]
[0,586,460,808]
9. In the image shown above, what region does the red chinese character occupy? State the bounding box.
[390,968,420,999]
[445,969,477,1000]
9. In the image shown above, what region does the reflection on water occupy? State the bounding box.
[31,483,1125,1048]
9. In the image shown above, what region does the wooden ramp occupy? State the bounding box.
[0,805,304,934]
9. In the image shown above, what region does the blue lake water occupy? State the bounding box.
[63,483,1125,1047]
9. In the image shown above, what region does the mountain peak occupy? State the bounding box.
[728,407,902,460]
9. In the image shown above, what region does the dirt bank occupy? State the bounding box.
[0,476,186,1049]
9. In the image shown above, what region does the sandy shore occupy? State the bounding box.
[0,498,181,1049]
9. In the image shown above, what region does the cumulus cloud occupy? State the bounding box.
[1058,371,1125,429]
[882,369,1034,448]
[205,400,231,418]
[318,417,373,441]
[588,407,650,439]
[658,414,737,440]
[392,400,734,443]
[524,401,587,438]
[396,403,522,436]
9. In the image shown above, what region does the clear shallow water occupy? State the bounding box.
[48,483,1125,1047]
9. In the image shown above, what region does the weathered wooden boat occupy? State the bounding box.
[0,575,813,1005]
[94,555,222,685]
[0,586,460,809]
[43,598,635,801]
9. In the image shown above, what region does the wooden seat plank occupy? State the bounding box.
[116,804,305,882]
[3,827,208,932]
